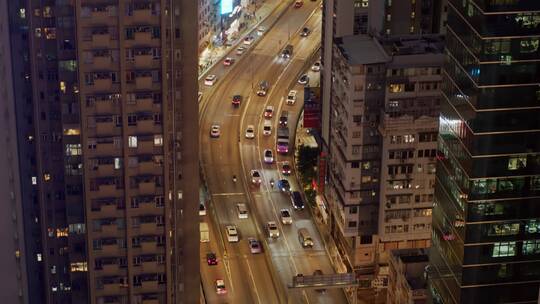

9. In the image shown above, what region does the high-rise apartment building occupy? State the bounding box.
[4,1,199,303]
[429,1,540,303]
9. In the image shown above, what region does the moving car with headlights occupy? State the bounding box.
[245,125,255,139]
[278,179,291,192]
[226,225,239,242]
[199,202,206,216]
[286,90,297,105]
[232,94,242,107]
[298,228,314,248]
[300,27,311,37]
[257,80,270,96]
[236,46,247,55]
[263,120,272,136]
[279,111,288,127]
[216,279,227,294]
[291,191,304,210]
[223,57,235,66]
[280,209,293,225]
[237,203,248,219]
[263,149,274,163]
[207,252,217,265]
[248,238,262,254]
[250,170,262,185]
[210,124,221,138]
[311,61,321,72]
[281,44,293,58]
[264,106,274,118]
[281,161,292,175]
[243,36,254,45]
[267,221,280,238]
[205,74,217,86]
[298,74,309,85]
[257,26,266,35]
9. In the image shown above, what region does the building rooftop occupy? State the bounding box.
[335,35,389,65]
[391,248,429,291]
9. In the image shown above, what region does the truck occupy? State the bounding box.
[281,44,293,58]
[277,127,290,154]
[200,222,209,243]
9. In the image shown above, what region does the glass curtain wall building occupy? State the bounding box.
[430,0,540,303]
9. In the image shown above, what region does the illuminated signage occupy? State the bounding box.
[221,0,233,14]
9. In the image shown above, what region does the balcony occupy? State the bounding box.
[134,54,154,69]
[135,76,153,90]
[100,203,118,214]
[141,241,157,252]
[139,222,158,234]
[101,224,118,235]
[134,32,152,44]
[93,56,114,69]
[138,140,157,154]
[135,97,155,111]
[98,184,121,197]
[139,181,156,195]
[100,263,120,275]
[94,100,118,114]
[93,78,113,91]
[96,122,118,136]
[102,282,122,294]
[138,161,159,174]
[137,119,156,133]
[101,243,122,255]
[95,142,117,156]
[92,33,111,48]
[96,163,115,176]
[138,201,159,213]
[141,260,159,273]
[140,280,159,292]
[132,9,153,23]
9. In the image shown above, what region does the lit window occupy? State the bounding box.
[56,228,69,237]
[388,84,404,93]
[523,240,540,255]
[65,143,81,156]
[44,173,51,181]
[114,158,122,169]
[508,156,527,170]
[60,81,66,93]
[488,223,520,236]
[37,253,42,261]
[19,8,26,19]
[32,176,37,185]
[154,134,163,146]
[492,242,516,257]
[63,128,80,136]
[525,219,540,234]
[70,262,88,272]
[128,136,138,148]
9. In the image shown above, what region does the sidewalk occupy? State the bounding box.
[198,0,285,76]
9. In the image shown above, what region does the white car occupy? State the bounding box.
[286,90,297,105]
[210,124,221,138]
[205,74,217,86]
[280,209,292,225]
[236,46,247,55]
[243,36,254,45]
[298,74,309,85]
[216,279,227,295]
[245,125,255,139]
[257,26,266,35]
[250,170,262,185]
[263,149,274,164]
[199,203,206,216]
[226,225,239,242]
[311,61,321,72]
[264,106,274,119]
[267,221,280,238]
[263,121,272,136]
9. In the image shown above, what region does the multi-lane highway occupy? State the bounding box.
[199,1,347,303]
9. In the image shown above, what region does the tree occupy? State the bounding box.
[297,145,319,186]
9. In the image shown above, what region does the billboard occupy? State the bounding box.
[221,0,233,14]
[303,87,321,129]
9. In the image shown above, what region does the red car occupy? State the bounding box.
[294,0,303,8]
[207,252,217,265]
[232,95,242,107]
[223,57,235,66]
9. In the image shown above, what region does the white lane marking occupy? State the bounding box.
[212,192,246,197]
[245,257,263,304]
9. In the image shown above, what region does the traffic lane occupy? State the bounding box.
[200,243,230,304]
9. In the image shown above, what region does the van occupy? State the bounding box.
[298,228,313,248]
[263,120,272,136]
[291,191,304,210]
[257,80,270,96]
[237,203,248,219]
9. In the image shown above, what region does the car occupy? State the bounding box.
[300,27,311,37]
[243,36,254,45]
[226,225,239,242]
[281,44,293,58]
[313,270,327,293]
[205,74,217,86]
[207,252,218,265]
[199,202,206,216]
[245,125,255,139]
[257,80,270,96]
[264,106,274,118]
[237,203,248,219]
[210,124,221,138]
[223,57,235,66]
[263,120,272,136]
[232,94,242,107]
[279,111,288,127]
[294,0,303,8]
[216,279,227,294]
[236,46,247,55]
[281,161,292,175]
[248,238,262,254]
[280,208,293,225]
[267,221,280,238]
[263,149,274,163]
[257,26,266,35]
[298,74,309,85]
[250,169,262,185]
[278,179,291,192]
[286,90,297,105]
[291,191,304,210]
[311,61,321,72]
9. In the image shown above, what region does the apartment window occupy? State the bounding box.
[65,143,81,156]
[114,158,122,169]
[488,223,520,236]
[508,156,527,170]
[523,240,540,255]
[492,242,516,257]
[525,219,540,234]
[388,84,404,93]
[404,134,415,143]
[349,206,358,214]
[348,221,357,228]
[70,262,88,272]
[154,135,163,146]
[128,136,138,148]
[351,162,360,168]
